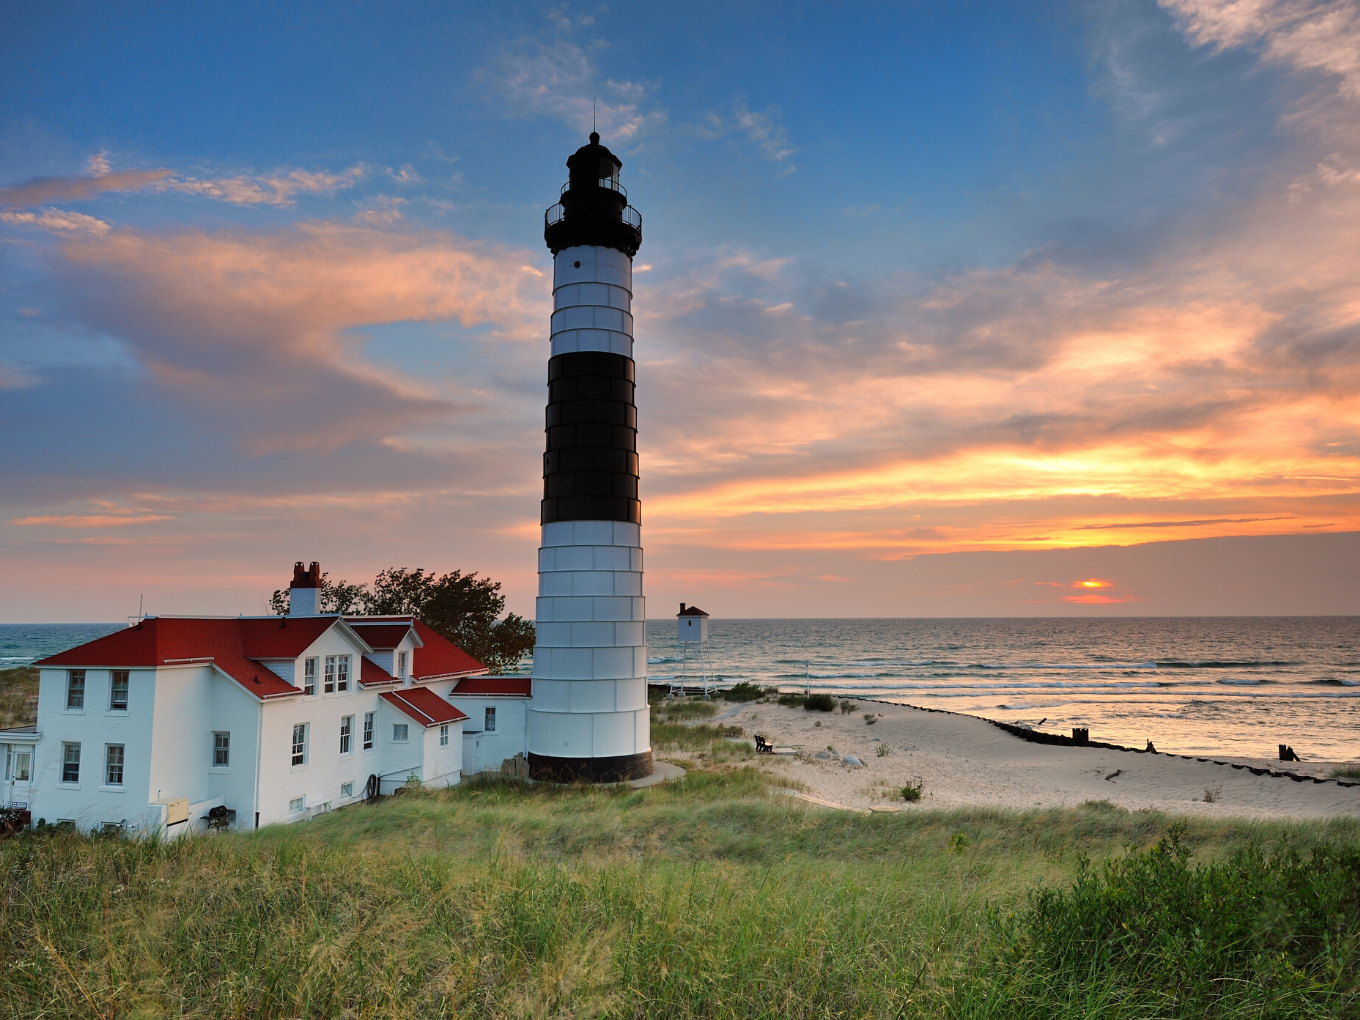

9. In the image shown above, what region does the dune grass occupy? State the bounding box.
[0,665,38,729]
[3,771,1358,1018]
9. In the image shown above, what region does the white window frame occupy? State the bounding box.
[362,712,374,750]
[485,706,496,732]
[336,654,350,692]
[213,731,230,768]
[397,650,407,678]
[324,656,335,694]
[109,670,129,711]
[304,657,317,696]
[288,795,305,814]
[341,781,354,798]
[66,670,86,710]
[105,744,124,786]
[392,723,409,743]
[439,724,449,746]
[5,746,32,783]
[340,715,353,755]
[61,741,81,784]
[291,723,308,767]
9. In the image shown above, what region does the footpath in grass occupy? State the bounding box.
[3,768,1358,1019]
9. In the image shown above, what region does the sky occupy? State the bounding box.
[2,0,1359,621]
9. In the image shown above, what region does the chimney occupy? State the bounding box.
[289,561,321,616]
[680,603,686,613]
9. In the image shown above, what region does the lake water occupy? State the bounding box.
[6,618,1358,760]
[646,617,1360,761]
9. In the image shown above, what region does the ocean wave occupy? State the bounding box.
[971,662,1158,671]
[1157,660,1296,669]
[647,656,684,664]
[850,660,935,667]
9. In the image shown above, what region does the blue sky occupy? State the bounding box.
[2,0,1359,620]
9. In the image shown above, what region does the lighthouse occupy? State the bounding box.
[529,132,652,781]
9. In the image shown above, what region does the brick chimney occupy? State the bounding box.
[289,561,321,616]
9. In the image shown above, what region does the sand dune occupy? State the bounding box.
[719,700,1360,818]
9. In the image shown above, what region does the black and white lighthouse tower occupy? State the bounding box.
[529,132,652,782]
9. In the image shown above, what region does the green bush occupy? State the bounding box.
[902,783,922,801]
[803,693,837,712]
[718,682,768,703]
[989,825,1360,1016]
[776,692,805,707]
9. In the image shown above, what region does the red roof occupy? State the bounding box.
[450,676,531,696]
[359,657,399,687]
[380,687,468,727]
[34,617,309,699]
[348,621,418,649]
[409,620,487,679]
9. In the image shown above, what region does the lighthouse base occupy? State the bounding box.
[528,750,654,784]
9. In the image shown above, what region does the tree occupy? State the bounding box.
[269,567,535,674]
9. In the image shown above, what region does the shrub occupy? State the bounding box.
[864,713,877,725]
[839,699,856,714]
[902,783,922,802]
[718,682,768,703]
[777,692,805,707]
[803,693,836,712]
[948,832,969,853]
[1203,783,1221,803]
[989,826,1360,1015]
[876,743,891,757]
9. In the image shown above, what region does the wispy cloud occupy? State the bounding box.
[483,39,665,140]
[0,168,172,208]
[734,103,796,162]
[160,165,366,207]
[0,208,110,235]
[0,162,366,211]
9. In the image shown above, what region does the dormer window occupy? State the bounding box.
[397,651,407,679]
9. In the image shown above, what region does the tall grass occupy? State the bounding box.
[3,771,1358,1018]
[0,665,38,728]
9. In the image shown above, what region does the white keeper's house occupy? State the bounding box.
[1,562,532,836]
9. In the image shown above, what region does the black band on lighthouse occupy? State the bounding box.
[542,350,640,525]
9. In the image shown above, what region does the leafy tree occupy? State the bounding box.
[269,567,535,673]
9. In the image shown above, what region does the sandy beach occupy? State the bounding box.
[709,699,1360,819]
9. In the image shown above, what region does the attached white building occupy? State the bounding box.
[8,563,532,836]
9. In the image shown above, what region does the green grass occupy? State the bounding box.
[4,770,1358,1018]
[1329,765,1360,780]
[0,665,38,729]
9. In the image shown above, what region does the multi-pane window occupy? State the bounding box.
[439,724,449,746]
[213,731,230,767]
[5,748,31,782]
[66,670,86,709]
[340,716,353,754]
[109,670,129,711]
[397,651,407,678]
[62,742,81,783]
[324,656,335,693]
[336,655,350,692]
[304,657,317,695]
[363,712,374,750]
[291,724,307,766]
[392,723,409,742]
[105,744,124,786]
[485,707,496,732]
